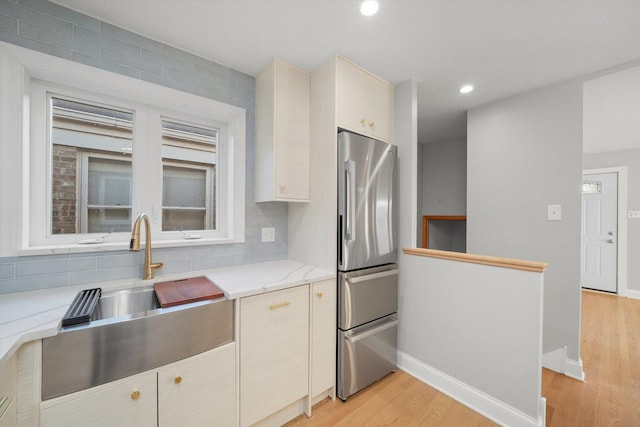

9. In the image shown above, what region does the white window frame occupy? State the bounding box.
[0,42,245,256]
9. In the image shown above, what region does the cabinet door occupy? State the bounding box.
[275,61,310,200]
[0,353,16,427]
[311,279,337,398]
[40,371,157,427]
[336,57,368,135]
[240,285,309,427]
[365,75,395,142]
[336,57,395,143]
[158,343,236,427]
[0,400,16,427]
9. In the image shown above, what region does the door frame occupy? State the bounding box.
[582,166,628,296]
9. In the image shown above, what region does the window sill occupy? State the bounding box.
[19,237,244,256]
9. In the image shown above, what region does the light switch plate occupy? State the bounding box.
[261,227,276,242]
[628,211,640,219]
[548,205,562,221]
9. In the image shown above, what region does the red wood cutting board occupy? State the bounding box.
[154,276,224,308]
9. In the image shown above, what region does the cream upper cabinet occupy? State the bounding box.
[239,285,310,426]
[40,371,158,427]
[158,343,236,427]
[310,279,336,400]
[255,58,310,202]
[336,56,395,143]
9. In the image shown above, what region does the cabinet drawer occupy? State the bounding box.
[41,371,157,427]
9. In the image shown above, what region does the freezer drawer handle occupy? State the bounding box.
[346,319,399,343]
[346,269,398,284]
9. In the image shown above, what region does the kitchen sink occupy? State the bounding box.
[91,287,161,321]
[42,286,233,400]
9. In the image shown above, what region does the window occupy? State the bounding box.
[51,97,133,234]
[161,120,217,232]
[0,43,246,255]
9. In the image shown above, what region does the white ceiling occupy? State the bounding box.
[52,0,640,144]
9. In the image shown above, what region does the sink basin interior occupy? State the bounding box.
[91,287,160,321]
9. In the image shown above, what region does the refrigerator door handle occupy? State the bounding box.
[345,160,356,241]
[346,269,398,284]
[345,318,399,343]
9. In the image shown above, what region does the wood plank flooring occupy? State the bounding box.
[285,290,640,426]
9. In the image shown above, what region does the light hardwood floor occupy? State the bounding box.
[286,290,640,426]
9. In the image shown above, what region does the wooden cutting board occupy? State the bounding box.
[154,276,224,308]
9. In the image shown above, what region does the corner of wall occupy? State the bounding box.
[541,347,585,382]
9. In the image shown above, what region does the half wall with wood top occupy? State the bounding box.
[398,248,547,427]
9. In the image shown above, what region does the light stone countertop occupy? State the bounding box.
[0,259,334,366]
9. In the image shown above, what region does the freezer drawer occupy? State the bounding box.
[339,264,397,330]
[337,314,398,400]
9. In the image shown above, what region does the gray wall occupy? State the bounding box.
[0,0,287,294]
[583,148,640,292]
[421,137,467,216]
[467,80,583,360]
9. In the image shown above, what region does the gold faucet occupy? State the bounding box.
[129,213,163,280]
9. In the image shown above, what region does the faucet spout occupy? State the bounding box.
[130,213,163,280]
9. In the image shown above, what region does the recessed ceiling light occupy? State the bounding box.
[459,84,474,94]
[360,0,379,16]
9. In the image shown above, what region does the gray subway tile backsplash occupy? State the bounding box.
[0,273,69,294]
[0,13,18,33]
[18,20,98,57]
[18,0,100,32]
[0,264,14,279]
[1,0,72,35]
[0,0,288,294]
[100,21,161,53]
[16,257,96,277]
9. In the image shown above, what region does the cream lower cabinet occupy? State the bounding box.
[239,285,310,426]
[310,279,336,400]
[40,343,236,427]
[158,343,236,426]
[0,352,17,427]
[40,371,157,427]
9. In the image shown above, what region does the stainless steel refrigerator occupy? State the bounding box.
[337,130,398,401]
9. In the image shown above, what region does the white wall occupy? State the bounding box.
[466,80,583,362]
[421,137,467,216]
[398,255,544,424]
[583,148,640,294]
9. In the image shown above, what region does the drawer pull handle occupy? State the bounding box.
[316,292,323,298]
[269,301,291,310]
[369,121,375,128]
[174,376,182,384]
[131,390,141,400]
[360,118,366,125]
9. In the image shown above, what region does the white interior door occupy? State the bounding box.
[581,172,618,292]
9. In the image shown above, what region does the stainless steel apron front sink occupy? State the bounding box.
[42,287,233,400]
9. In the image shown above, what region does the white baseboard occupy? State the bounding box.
[623,288,640,300]
[541,347,566,373]
[542,347,585,382]
[398,351,545,427]
[565,357,586,381]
